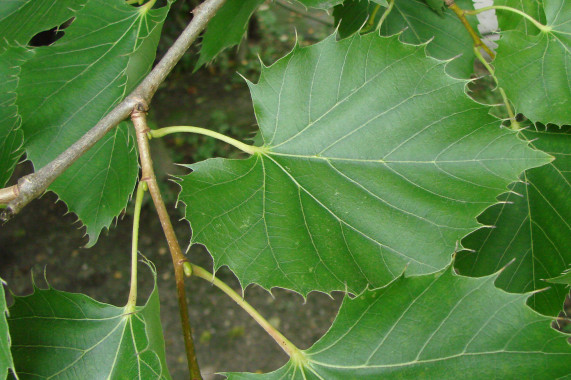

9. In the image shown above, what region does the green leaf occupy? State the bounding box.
[196,0,265,69]
[382,0,478,78]
[333,0,478,77]
[8,271,171,379]
[0,0,88,188]
[546,268,571,285]
[0,278,15,379]
[293,0,344,9]
[179,33,550,296]
[333,0,375,38]
[495,0,546,34]
[494,0,571,125]
[16,0,172,246]
[0,47,27,187]
[424,0,446,16]
[226,266,571,379]
[457,126,571,316]
[0,0,87,52]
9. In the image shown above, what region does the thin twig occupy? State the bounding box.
[0,0,227,221]
[0,185,18,205]
[132,103,203,380]
[472,47,519,130]
[446,1,496,59]
[375,0,394,31]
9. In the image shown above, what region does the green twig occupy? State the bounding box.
[448,2,496,59]
[473,47,520,130]
[464,6,551,33]
[364,4,382,31]
[132,106,203,380]
[125,181,148,313]
[148,126,264,155]
[190,264,305,362]
[376,0,394,31]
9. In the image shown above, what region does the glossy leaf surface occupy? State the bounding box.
[495,0,571,125]
[457,126,571,316]
[8,276,171,379]
[16,0,172,246]
[0,278,14,379]
[179,33,550,295]
[226,266,571,378]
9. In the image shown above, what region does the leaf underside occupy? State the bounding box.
[179,32,550,296]
[15,0,172,246]
[225,266,571,379]
[494,0,571,125]
[456,126,571,316]
[8,273,171,379]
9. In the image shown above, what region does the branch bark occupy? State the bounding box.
[132,103,203,380]
[0,0,227,222]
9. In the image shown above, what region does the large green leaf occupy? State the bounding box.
[16,0,172,246]
[0,48,26,188]
[0,278,15,379]
[0,0,88,188]
[8,272,171,379]
[456,126,571,316]
[195,0,265,69]
[333,0,478,78]
[179,33,550,296]
[494,0,571,125]
[226,266,571,378]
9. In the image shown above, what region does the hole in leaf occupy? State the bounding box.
[28,17,74,47]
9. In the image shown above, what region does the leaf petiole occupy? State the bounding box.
[190,264,304,360]
[464,6,551,33]
[148,126,266,155]
[472,47,520,130]
[125,181,148,313]
[375,0,394,31]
